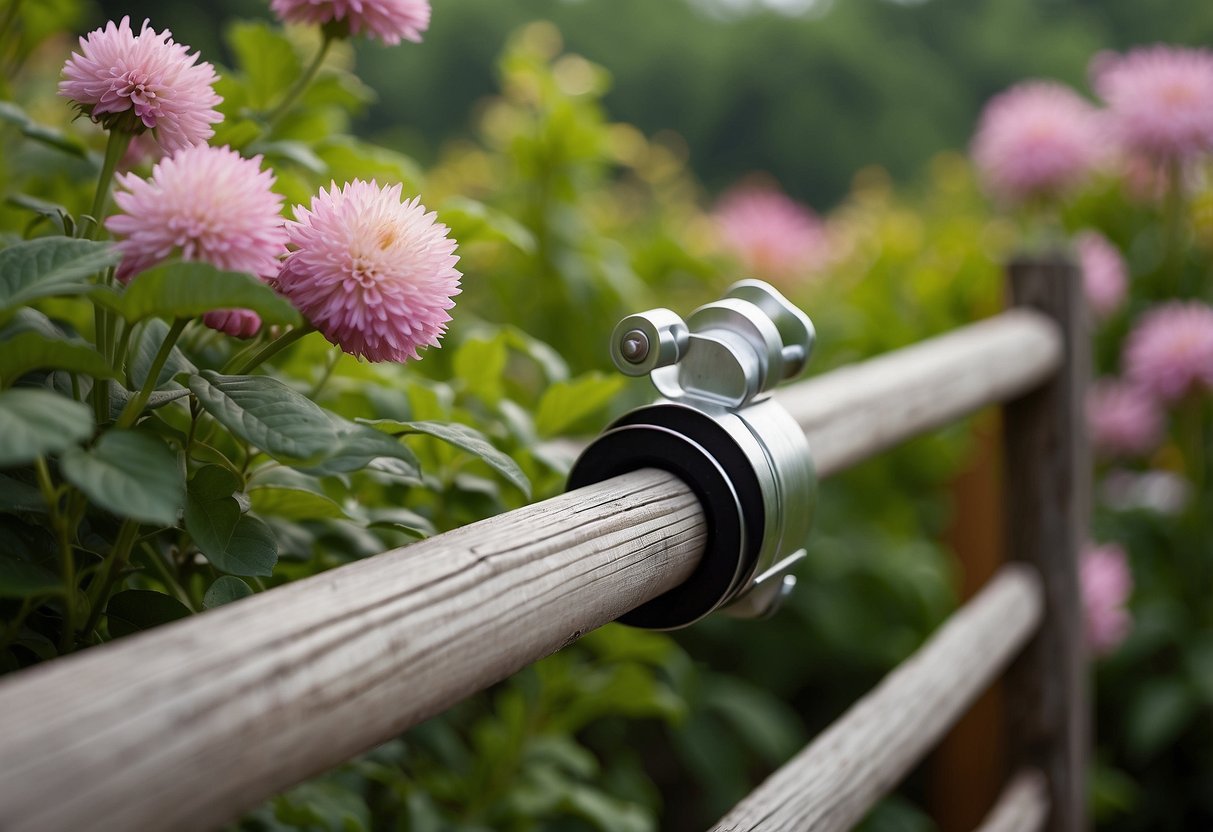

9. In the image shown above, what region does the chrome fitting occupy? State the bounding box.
[567,280,817,630]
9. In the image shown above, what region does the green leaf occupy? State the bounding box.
[203,576,253,609]
[360,419,530,497]
[129,319,196,389]
[453,336,508,404]
[440,196,537,254]
[316,137,423,193]
[0,389,93,466]
[0,237,119,314]
[363,507,436,539]
[0,555,60,599]
[248,468,346,520]
[106,589,191,638]
[185,465,278,577]
[0,102,87,157]
[115,263,300,324]
[0,474,46,513]
[60,430,185,526]
[1127,678,1199,761]
[227,21,301,109]
[534,373,625,438]
[300,418,421,479]
[189,372,338,465]
[0,332,116,387]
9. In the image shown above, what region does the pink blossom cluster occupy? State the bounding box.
[63,15,458,360]
[1075,230,1128,320]
[1081,543,1134,656]
[1087,379,1163,458]
[712,183,831,284]
[972,45,1213,203]
[270,0,431,45]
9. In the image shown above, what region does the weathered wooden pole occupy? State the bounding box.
[1003,254,1090,832]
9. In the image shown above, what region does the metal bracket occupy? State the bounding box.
[567,280,817,630]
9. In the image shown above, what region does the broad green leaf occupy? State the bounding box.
[185,465,277,577]
[0,474,46,513]
[0,556,60,599]
[362,507,436,539]
[0,102,87,157]
[248,468,346,520]
[129,319,196,389]
[300,418,421,478]
[360,419,530,497]
[0,308,65,341]
[203,576,253,609]
[0,237,118,314]
[60,430,185,526]
[1126,678,1199,761]
[116,263,300,324]
[189,372,337,464]
[0,389,93,466]
[535,373,625,438]
[227,21,301,109]
[0,332,116,387]
[316,137,423,193]
[440,196,537,254]
[106,589,191,638]
[453,336,508,404]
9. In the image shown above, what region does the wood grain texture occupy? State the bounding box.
[0,469,705,832]
[975,770,1050,832]
[709,564,1044,832]
[0,309,1063,831]
[1003,256,1090,832]
[779,309,1061,477]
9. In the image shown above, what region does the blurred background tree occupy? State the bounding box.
[99,0,1213,209]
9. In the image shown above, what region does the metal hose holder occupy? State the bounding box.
[567,280,817,630]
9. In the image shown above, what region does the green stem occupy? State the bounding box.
[34,456,76,652]
[112,319,134,385]
[308,348,341,398]
[115,317,188,429]
[87,130,132,239]
[264,35,332,131]
[224,324,314,375]
[81,518,139,637]
[139,542,194,611]
[0,0,23,57]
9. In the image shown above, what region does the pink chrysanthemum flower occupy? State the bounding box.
[274,180,461,362]
[1087,379,1163,458]
[106,144,287,283]
[1075,231,1128,320]
[59,16,222,153]
[270,0,431,45]
[1081,543,1133,656]
[971,81,1105,204]
[1124,302,1213,403]
[1092,45,1213,160]
[203,310,263,339]
[713,183,830,284]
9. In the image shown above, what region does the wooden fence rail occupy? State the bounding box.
[709,564,1043,832]
[0,308,1063,832]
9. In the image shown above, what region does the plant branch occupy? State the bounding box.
[116,317,188,429]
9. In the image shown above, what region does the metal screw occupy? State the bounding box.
[620,329,649,364]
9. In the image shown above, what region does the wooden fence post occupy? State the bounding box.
[1003,254,1090,832]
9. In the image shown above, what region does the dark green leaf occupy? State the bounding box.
[0,389,93,466]
[248,468,346,520]
[189,372,337,465]
[60,430,184,526]
[534,373,625,438]
[360,419,530,497]
[0,555,60,599]
[0,332,116,387]
[0,474,46,513]
[203,576,253,609]
[128,319,196,389]
[1127,678,1199,761]
[185,465,278,577]
[115,263,300,324]
[300,419,421,479]
[0,237,118,314]
[106,589,191,638]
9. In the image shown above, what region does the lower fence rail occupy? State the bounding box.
[0,310,1062,832]
[708,564,1044,832]
[976,770,1050,832]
